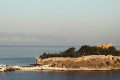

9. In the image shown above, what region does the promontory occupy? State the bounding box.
[36,43,120,70]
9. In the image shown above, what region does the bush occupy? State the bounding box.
[112,57,114,60]
[117,59,120,63]
[114,61,117,64]
[101,63,104,66]
[106,61,110,65]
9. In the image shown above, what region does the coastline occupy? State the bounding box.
[69,67,120,71]
[1,64,120,72]
[17,67,120,71]
[36,55,120,71]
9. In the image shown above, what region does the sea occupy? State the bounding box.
[0,46,120,80]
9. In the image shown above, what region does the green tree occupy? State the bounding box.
[39,45,120,59]
[66,47,75,53]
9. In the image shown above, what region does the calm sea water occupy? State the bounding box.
[0,46,120,80]
[0,46,81,58]
[0,70,120,80]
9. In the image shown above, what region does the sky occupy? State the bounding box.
[0,0,120,46]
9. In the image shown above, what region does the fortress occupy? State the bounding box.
[36,55,120,68]
[36,55,119,64]
[98,43,113,49]
[35,43,120,68]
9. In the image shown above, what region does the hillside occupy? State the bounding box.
[36,55,120,68]
[37,45,120,68]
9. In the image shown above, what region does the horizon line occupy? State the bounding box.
[0,45,120,47]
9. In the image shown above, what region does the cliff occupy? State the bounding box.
[36,55,120,68]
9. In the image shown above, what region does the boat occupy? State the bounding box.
[7,67,15,71]
[8,65,21,70]
[0,65,7,72]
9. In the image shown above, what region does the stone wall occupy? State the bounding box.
[36,55,120,64]
[36,55,120,68]
[98,43,113,49]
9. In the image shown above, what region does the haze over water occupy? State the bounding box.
[0,0,120,46]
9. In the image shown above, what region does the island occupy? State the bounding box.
[36,43,120,71]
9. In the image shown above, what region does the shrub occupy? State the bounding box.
[114,61,117,64]
[112,57,114,60]
[117,59,120,63]
[101,63,104,66]
[106,61,110,65]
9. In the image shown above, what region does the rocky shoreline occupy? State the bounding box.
[69,67,120,71]
[5,66,120,71]
[2,55,120,72]
[36,55,120,71]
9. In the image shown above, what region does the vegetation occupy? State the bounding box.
[106,61,110,65]
[40,45,120,59]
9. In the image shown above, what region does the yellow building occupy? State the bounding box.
[98,43,113,49]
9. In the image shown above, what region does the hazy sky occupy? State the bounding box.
[0,0,120,46]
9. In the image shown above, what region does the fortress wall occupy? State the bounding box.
[36,55,120,64]
[98,43,113,49]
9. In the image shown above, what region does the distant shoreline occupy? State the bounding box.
[0,45,81,47]
[0,45,120,47]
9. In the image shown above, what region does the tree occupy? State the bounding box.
[39,45,120,59]
[66,47,75,53]
[43,53,47,56]
[108,47,116,51]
